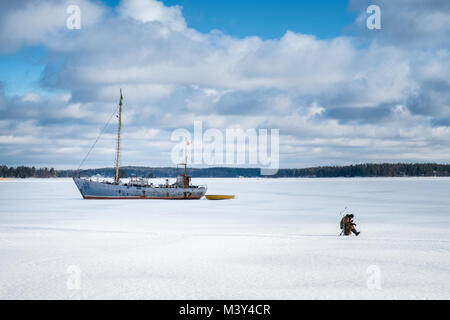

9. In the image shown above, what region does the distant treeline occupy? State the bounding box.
[56,163,450,178]
[0,165,57,178]
[2,163,449,178]
[277,163,450,177]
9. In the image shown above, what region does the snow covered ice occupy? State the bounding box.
[0,177,449,299]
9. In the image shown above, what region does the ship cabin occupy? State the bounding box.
[174,174,191,188]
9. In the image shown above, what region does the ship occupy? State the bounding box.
[73,90,207,200]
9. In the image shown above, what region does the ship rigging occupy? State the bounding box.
[73,90,207,199]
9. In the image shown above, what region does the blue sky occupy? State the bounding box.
[103,0,355,39]
[0,47,45,96]
[143,0,356,39]
[0,0,449,169]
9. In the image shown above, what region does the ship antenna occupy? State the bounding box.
[114,89,123,185]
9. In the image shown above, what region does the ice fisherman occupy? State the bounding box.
[340,214,360,236]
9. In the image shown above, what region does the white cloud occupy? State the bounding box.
[118,0,186,31]
[22,93,43,103]
[0,0,449,167]
[0,0,105,52]
[350,0,450,48]
[0,135,39,144]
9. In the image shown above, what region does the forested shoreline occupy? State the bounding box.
[0,165,57,178]
[2,163,448,178]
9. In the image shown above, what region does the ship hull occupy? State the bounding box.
[73,178,207,200]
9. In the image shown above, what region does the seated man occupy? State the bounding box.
[340,214,360,236]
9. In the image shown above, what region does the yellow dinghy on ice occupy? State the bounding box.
[205,195,235,200]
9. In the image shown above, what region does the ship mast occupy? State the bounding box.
[114,89,123,185]
[180,139,188,176]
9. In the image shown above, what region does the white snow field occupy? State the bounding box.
[0,177,449,300]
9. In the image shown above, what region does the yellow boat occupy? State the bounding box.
[205,194,235,200]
